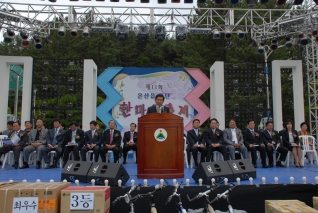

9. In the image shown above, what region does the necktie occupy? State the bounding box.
[251,129,254,137]
[157,106,161,113]
[130,132,134,141]
[52,129,57,145]
[92,130,94,138]
[10,132,16,140]
[212,129,215,134]
[110,130,113,144]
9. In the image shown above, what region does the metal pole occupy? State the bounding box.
[14,76,19,117]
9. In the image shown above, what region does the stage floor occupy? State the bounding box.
[1,156,318,186]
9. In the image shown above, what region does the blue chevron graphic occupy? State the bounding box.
[97,67,123,131]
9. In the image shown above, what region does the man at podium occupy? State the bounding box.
[146,93,170,114]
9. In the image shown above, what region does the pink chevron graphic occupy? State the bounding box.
[184,68,210,131]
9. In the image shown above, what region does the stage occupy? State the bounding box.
[1,156,318,212]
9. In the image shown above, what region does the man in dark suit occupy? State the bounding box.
[146,93,170,114]
[187,119,207,168]
[80,120,102,162]
[62,122,85,167]
[100,120,122,163]
[42,119,64,168]
[0,122,28,169]
[21,119,48,169]
[205,118,228,162]
[260,121,288,167]
[243,120,268,168]
[0,121,14,136]
[122,123,138,164]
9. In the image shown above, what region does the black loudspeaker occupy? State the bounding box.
[86,162,130,186]
[61,160,93,183]
[227,159,256,180]
[192,161,234,185]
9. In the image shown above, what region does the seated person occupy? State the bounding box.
[187,119,207,168]
[100,120,122,163]
[42,119,64,168]
[122,123,138,164]
[21,119,48,169]
[63,122,85,167]
[260,121,288,167]
[223,119,248,160]
[205,118,228,162]
[81,120,102,162]
[243,120,268,168]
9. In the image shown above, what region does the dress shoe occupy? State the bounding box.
[45,164,51,169]
[276,161,286,167]
[253,164,257,168]
[262,164,268,168]
[123,161,126,164]
[0,161,2,166]
[20,163,29,169]
[12,162,19,169]
[267,163,273,168]
[36,161,41,169]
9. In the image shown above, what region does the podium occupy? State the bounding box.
[137,113,184,178]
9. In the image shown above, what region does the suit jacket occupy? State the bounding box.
[204,128,223,146]
[2,129,10,136]
[243,129,261,147]
[280,129,299,148]
[46,128,65,147]
[187,129,204,147]
[260,129,281,146]
[146,105,170,114]
[64,129,85,147]
[84,130,102,146]
[223,128,244,145]
[7,130,28,147]
[102,129,122,147]
[28,128,48,145]
[123,131,137,146]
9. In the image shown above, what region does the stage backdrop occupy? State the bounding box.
[97,67,210,134]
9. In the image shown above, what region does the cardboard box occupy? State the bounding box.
[313,197,318,210]
[266,200,318,213]
[0,182,70,213]
[60,186,110,213]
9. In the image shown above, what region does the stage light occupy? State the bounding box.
[312,30,318,37]
[110,0,119,2]
[158,0,167,3]
[189,28,212,34]
[49,0,57,2]
[154,25,166,43]
[21,39,30,48]
[140,0,150,2]
[270,38,278,50]
[3,32,13,43]
[293,0,303,4]
[7,28,15,37]
[58,26,65,37]
[175,25,187,41]
[91,26,114,33]
[230,0,239,4]
[213,29,220,39]
[82,26,89,37]
[137,25,149,42]
[249,40,257,48]
[257,46,265,54]
[314,0,318,4]
[284,38,293,48]
[224,29,232,39]
[259,39,266,46]
[197,0,207,3]
[300,36,308,45]
[116,24,129,42]
[246,0,256,6]
[215,0,224,4]
[171,0,180,2]
[70,26,78,37]
[33,35,43,50]
[184,0,193,2]
[298,32,304,39]
[276,0,286,5]
[237,30,245,39]
[316,36,318,43]
[260,0,269,3]
[44,37,52,45]
[20,31,29,40]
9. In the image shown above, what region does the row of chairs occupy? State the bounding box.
[183,135,318,168]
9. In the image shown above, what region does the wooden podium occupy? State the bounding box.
[137,113,184,178]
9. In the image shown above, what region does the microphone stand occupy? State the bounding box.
[208,184,237,213]
[112,183,142,213]
[165,181,187,213]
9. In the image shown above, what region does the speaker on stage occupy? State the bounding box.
[61,160,93,183]
[86,162,130,186]
[192,161,234,185]
[227,159,256,180]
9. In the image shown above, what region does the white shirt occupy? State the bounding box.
[231,129,238,144]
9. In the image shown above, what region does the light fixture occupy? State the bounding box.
[189,28,212,34]
[259,38,266,46]
[7,28,15,37]
[257,46,265,54]
[82,26,89,37]
[260,0,269,3]
[230,0,239,4]
[300,36,308,45]
[3,32,13,43]
[44,37,52,45]
[49,0,57,2]
[246,0,256,6]
[298,32,304,39]
[237,30,245,39]
[91,26,114,33]
[270,38,278,50]
[154,25,166,43]
[58,26,65,37]
[284,36,293,48]
[137,25,149,42]
[70,26,78,37]
[215,0,224,4]
[33,35,42,50]
[312,30,318,37]
[116,24,129,42]
[213,29,220,39]
[293,0,303,4]
[20,31,29,40]
[224,28,232,39]
[276,0,286,5]
[175,25,187,41]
